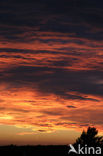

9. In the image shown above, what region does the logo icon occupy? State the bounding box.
[68,144,77,154]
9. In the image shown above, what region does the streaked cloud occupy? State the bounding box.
[0,0,103,144]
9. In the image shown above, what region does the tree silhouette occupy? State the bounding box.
[74,127,103,147]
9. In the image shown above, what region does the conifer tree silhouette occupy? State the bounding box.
[74,127,103,147]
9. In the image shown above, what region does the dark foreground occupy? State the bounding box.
[0,145,69,156]
[0,145,102,156]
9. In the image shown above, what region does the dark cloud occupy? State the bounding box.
[0,65,103,100]
[66,105,77,109]
[42,109,64,116]
[11,108,30,113]
[0,107,30,113]
[0,107,5,110]
[38,130,47,133]
[0,0,103,42]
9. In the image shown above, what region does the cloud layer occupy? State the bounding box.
[0,0,103,139]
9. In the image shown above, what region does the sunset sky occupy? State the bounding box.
[0,0,103,145]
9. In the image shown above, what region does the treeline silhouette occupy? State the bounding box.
[0,127,103,156]
[0,145,69,156]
